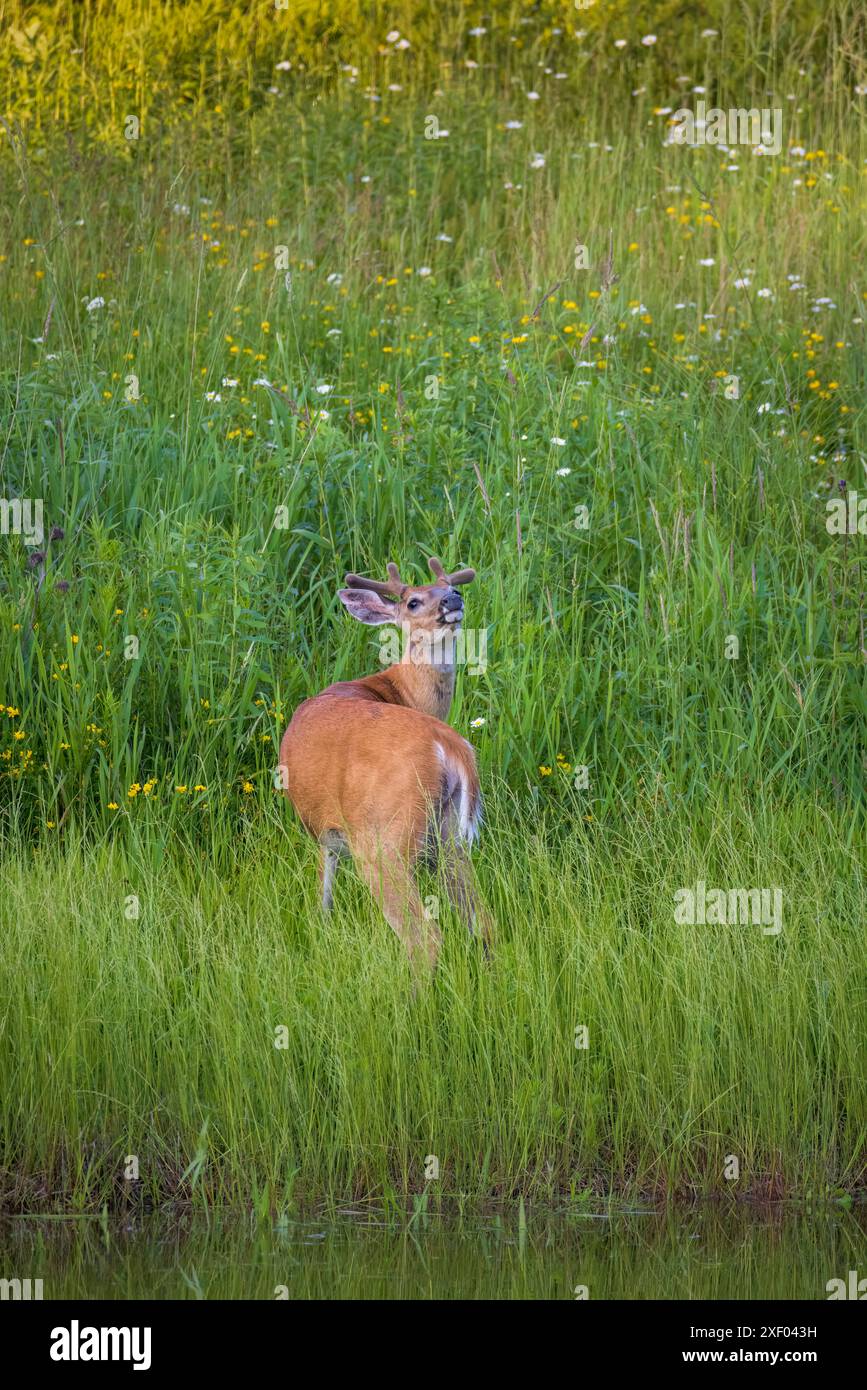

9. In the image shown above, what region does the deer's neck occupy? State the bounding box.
[394,661,456,720]
[358,659,456,721]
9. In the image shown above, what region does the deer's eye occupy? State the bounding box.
[407,598,421,611]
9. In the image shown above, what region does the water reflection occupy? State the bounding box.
[2,1204,864,1300]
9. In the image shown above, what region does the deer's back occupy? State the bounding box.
[280,689,477,849]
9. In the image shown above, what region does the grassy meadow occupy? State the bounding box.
[0,1,865,1213]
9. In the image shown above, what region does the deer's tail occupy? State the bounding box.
[434,736,482,844]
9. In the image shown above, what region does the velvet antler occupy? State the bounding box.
[429,556,476,586]
[343,562,405,598]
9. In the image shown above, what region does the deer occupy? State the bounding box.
[279,557,492,975]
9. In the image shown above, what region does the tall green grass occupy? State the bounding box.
[0,1,864,1208]
[1,793,864,1210]
[1,75,863,834]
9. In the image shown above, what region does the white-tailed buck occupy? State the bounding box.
[279,557,491,973]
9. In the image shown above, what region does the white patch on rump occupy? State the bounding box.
[435,741,482,843]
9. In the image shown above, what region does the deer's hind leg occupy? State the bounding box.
[319,829,348,911]
[437,802,495,952]
[320,847,339,911]
[351,827,442,976]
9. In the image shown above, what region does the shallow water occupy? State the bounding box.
[2,1204,865,1300]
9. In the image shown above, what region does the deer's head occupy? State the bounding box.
[338,557,475,653]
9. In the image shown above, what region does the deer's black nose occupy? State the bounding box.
[440,590,463,612]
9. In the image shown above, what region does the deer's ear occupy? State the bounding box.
[338,589,399,625]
